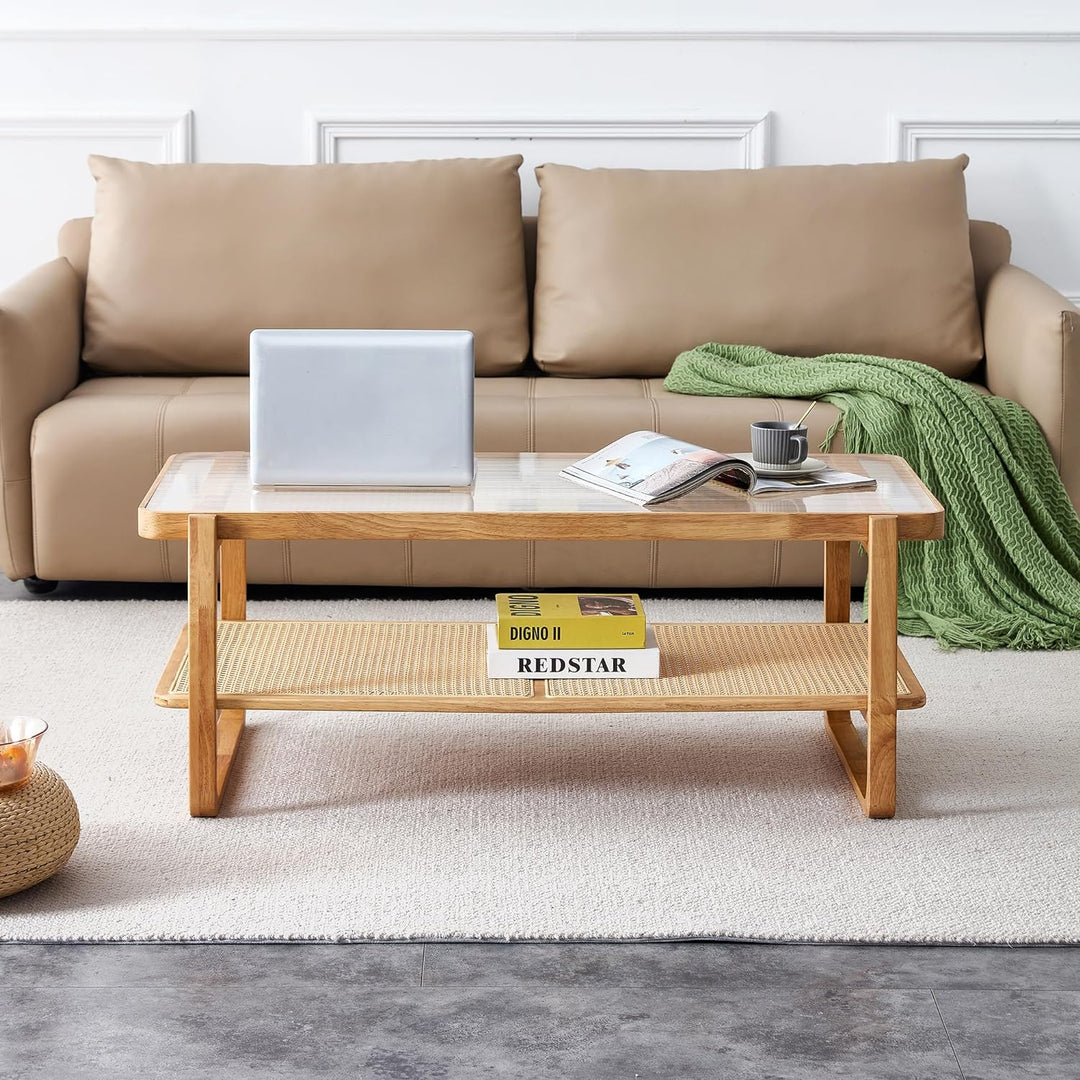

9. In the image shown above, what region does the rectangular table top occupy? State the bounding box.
[139,452,944,543]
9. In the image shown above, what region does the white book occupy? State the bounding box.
[486,624,660,679]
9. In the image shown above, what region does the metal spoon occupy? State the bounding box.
[795,400,818,427]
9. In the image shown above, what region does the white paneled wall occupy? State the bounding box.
[892,120,1080,303]
[0,3,1078,303]
[312,119,772,213]
[0,114,191,279]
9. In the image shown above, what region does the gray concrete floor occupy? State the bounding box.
[2,942,1079,1078]
[3,577,1078,1077]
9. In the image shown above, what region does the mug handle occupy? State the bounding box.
[788,435,809,464]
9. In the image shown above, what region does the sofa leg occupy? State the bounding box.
[22,575,59,595]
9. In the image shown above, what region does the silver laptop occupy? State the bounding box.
[250,329,475,487]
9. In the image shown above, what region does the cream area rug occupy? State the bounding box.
[1,596,1078,944]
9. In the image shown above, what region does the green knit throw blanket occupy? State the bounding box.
[664,342,1080,650]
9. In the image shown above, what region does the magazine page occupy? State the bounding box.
[561,431,747,504]
[748,469,876,495]
[709,462,876,496]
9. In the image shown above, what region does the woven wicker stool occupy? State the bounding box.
[0,764,80,899]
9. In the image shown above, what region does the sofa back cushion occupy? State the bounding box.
[62,213,1010,353]
[83,155,530,376]
[533,156,983,378]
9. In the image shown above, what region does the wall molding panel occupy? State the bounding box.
[0,22,1076,305]
[0,112,192,284]
[0,112,193,162]
[891,117,1080,304]
[2,28,1080,44]
[891,117,1080,163]
[307,115,773,169]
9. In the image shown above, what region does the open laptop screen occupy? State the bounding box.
[250,329,474,488]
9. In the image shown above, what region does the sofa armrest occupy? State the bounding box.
[982,264,1080,510]
[0,259,83,580]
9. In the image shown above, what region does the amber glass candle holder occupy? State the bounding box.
[0,717,48,792]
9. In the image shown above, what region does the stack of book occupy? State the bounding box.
[486,592,660,679]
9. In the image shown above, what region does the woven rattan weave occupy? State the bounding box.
[170,620,530,700]
[544,622,912,699]
[0,764,80,899]
[158,620,920,712]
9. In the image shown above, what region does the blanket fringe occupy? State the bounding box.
[900,610,1080,651]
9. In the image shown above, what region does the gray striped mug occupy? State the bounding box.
[751,421,809,466]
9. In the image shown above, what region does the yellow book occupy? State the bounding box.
[495,592,646,650]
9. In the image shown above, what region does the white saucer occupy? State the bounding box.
[734,453,828,477]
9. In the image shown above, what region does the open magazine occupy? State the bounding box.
[560,430,877,506]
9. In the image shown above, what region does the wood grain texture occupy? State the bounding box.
[138,452,945,543]
[217,541,247,803]
[865,514,899,818]
[825,711,868,809]
[220,540,246,622]
[824,540,852,623]
[155,623,189,701]
[144,510,895,542]
[158,687,923,714]
[187,514,219,817]
[215,709,245,803]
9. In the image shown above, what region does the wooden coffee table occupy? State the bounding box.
[139,452,943,819]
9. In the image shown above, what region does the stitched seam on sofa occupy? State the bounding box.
[28,418,40,578]
[30,471,39,578]
[0,326,22,574]
[159,380,195,584]
[0,450,17,575]
[773,539,785,588]
[283,540,293,585]
[0,407,9,571]
[404,540,413,588]
[642,378,661,586]
[1,477,27,577]
[641,378,661,431]
[154,395,173,582]
[526,376,536,453]
[768,398,784,586]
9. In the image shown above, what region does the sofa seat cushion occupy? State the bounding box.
[56,370,840,455]
[30,374,846,585]
[534,157,983,379]
[83,155,531,377]
[34,376,253,581]
[474,374,843,453]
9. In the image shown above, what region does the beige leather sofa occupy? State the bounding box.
[1,155,1076,591]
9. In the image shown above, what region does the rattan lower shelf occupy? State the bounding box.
[154,620,925,714]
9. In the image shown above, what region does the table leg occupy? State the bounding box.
[823,539,861,802]
[823,524,897,818]
[865,515,898,818]
[822,538,858,795]
[188,514,220,816]
[217,539,247,807]
[823,540,851,624]
[188,519,247,817]
[220,539,246,621]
